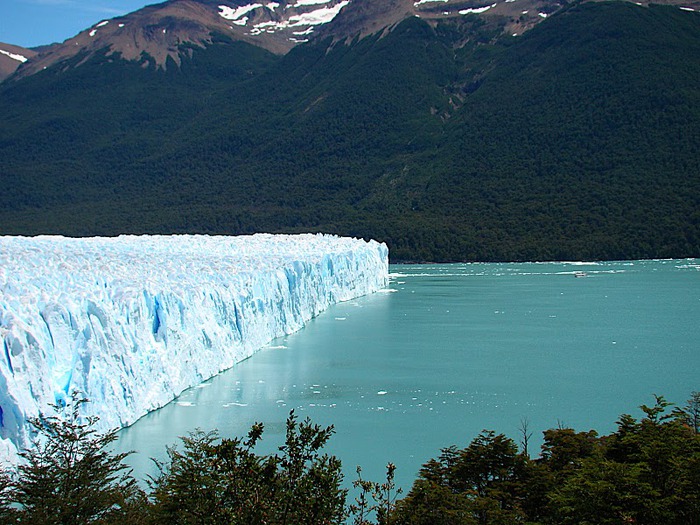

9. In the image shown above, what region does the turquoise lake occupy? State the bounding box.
[116,259,700,493]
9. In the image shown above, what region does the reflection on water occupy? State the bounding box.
[116,259,700,493]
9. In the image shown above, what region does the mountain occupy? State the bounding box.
[0,0,699,261]
[8,0,696,82]
[0,43,36,82]
[9,0,350,79]
[6,0,583,80]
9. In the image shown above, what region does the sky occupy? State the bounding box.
[1,0,156,48]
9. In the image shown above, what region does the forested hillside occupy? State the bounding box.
[1,2,698,261]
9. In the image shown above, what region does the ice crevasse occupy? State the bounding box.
[0,234,389,463]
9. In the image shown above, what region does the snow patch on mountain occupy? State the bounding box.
[0,234,388,464]
[293,0,333,6]
[219,3,265,21]
[218,0,350,37]
[0,49,27,63]
[459,3,497,14]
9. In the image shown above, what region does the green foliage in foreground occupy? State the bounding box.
[391,394,700,525]
[148,413,345,525]
[1,392,699,524]
[0,399,147,525]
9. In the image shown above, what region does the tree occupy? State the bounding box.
[390,478,475,525]
[8,397,146,525]
[390,392,700,525]
[549,458,653,525]
[148,428,236,525]
[539,427,599,474]
[673,391,700,434]
[350,463,402,525]
[517,417,532,458]
[390,431,527,525]
[550,395,700,524]
[448,431,523,499]
[275,411,346,525]
[148,410,346,525]
[0,468,18,523]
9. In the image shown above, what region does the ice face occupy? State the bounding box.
[0,234,388,463]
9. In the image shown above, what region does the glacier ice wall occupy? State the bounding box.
[0,234,388,463]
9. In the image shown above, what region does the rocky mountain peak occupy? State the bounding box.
[10,0,354,79]
[6,0,700,81]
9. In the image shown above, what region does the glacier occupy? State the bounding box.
[0,233,388,463]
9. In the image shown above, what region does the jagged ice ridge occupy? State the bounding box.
[0,234,388,463]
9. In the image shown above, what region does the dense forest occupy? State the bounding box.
[1,392,698,524]
[1,3,699,261]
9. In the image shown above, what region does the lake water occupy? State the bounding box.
[116,259,700,493]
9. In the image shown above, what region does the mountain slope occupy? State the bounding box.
[0,2,698,261]
[9,0,354,79]
[425,2,700,260]
[4,0,588,81]
[0,43,35,82]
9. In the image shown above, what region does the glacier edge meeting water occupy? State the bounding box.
[0,234,389,463]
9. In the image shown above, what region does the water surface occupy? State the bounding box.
[116,259,700,492]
